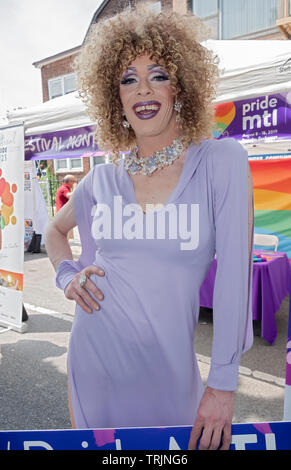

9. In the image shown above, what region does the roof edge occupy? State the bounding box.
[32,45,81,69]
[82,0,110,44]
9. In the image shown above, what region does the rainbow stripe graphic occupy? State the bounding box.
[213,102,236,138]
[249,158,291,260]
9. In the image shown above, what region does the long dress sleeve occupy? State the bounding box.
[55,166,97,292]
[206,138,254,391]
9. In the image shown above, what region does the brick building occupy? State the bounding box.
[32,0,291,181]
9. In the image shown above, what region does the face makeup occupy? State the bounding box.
[133,101,161,120]
[119,55,179,145]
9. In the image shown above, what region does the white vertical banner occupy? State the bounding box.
[0,123,26,333]
[24,161,49,249]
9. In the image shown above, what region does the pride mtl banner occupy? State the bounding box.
[213,92,291,141]
[0,123,26,332]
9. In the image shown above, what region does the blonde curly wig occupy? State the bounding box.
[73,3,220,164]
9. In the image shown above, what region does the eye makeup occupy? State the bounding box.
[120,70,169,85]
[120,68,138,85]
[120,64,170,85]
[151,71,169,81]
[120,74,136,85]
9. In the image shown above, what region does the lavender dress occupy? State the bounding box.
[56,138,254,429]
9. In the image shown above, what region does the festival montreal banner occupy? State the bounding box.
[24,125,99,160]
[1,422,291,451]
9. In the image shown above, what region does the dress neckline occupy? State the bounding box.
[122,142,194,216]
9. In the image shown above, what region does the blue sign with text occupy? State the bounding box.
[1,421,291,450]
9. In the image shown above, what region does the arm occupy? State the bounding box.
[45,195,76,270]
[45,181,104,313]
[189,141,254,450]
[207,148,254,390]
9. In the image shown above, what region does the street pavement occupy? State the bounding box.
[0,241,289,431]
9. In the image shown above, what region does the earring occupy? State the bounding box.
[174,100,182,123]
[173,100,182,113]
[122,111,130,128]
[122,119,130,128]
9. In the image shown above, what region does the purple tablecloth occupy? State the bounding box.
[200,250,291,345]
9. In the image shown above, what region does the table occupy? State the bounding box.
[199,249,291,345]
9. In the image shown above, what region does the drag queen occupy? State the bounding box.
[45,5,254,450]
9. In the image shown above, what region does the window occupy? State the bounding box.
[192,0,219,38]
[48,73,77,100]
[221,0,277,39]
[191,0,278,39]
[92,156,106,166]
[54,157,83,173]
[192,0,218,17]
[55,159,67,170]
[70,158,83,169]
[63,74,76,94]
[49,79,63,100]
[90,154,113,168]
[148,2,161,13]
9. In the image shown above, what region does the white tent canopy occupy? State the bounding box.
[6,40,291,156]
[206,39,291,103]
[7,91,92,136]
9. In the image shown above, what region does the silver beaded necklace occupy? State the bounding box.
[124,135,185,176]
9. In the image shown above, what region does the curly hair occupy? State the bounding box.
[73,3,220,164]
